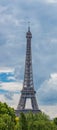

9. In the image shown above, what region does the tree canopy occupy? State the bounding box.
[0,102,57,130]
[0,102,15,130]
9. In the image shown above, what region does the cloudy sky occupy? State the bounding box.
[0,0,57,118]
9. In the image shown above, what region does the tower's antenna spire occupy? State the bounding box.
[28,21,30,31]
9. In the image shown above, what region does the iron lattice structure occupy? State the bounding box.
[15,27,40,115]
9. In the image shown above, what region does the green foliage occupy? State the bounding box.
[19,112,28,130]
[0,117,7,130]
[14,122,20,130]
[0,102,15,130]
[53,117,57,125]
[25,112,57,130]
[0,102,15,120]
[0,102,57,130]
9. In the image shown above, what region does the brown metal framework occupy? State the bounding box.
[16,27,40,115]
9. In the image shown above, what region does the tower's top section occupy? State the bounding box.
[26,24,32,39]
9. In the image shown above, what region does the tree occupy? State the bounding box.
[19,112,28,130]
[0,102,15,130]
[0,102,15,120]
[0,117,7,130]
[0,102,57,130]
[53,117,57,125]
[14,123,20,130]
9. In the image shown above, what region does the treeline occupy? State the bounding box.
[0,102,57,130]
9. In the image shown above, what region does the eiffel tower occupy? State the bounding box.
[15,26,40,116]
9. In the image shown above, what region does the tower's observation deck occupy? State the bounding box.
[15,26,40,116]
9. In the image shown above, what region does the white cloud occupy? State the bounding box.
[0,82,23,92]
[0,14,20,26]
[38,73,57,105]
[46,0,57,3]
[51,73,57,79]
[7,93,21,109]
[0,67,14,73]
[0,66,23,107]
[40,105,57,119]
[7,76,15,80]
[0,94,6,103]
[0,5,7,13]
[0,93,21,109]
[23,0,57,3]
[13,0,57,4]
[0,81,23,109]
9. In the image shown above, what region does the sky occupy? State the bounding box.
[0,0,57,118]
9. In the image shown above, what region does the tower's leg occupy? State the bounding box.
[17,95,26,110]
[31,96,39,110]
